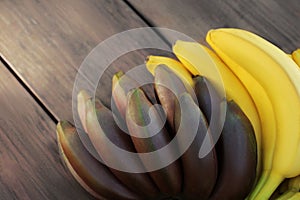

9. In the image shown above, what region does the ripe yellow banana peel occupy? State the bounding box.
[146,55,194,87]
[206,28,300,200]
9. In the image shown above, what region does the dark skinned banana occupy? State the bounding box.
[154,64,190,132]
[83,97,159,199]
[194,75,221,123]
[126,88,182,197]
[112,71,157,120]
[209,101,257,200]
[56,121,139,200]
[174,93,218,200]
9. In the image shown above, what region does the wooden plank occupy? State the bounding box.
[0,62,94,199]
[127,0,300,52]
[0,0,168,122]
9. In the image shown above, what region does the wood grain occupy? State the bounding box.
[1,1,300,199]
[0,1,169,199]
[128,0,300,52]
[0,0,168,122]
[0,62,94,199]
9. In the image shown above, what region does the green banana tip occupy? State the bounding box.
[77,90,91,100]
[112,71,124,85]
[127,88,151,111]
[85,98,96,113]
[56,121,63,133]
[56,120,75,138]
[57,120,69,129]
[127,87,143,99]
[115,71,124,79]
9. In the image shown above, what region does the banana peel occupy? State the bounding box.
[146,55,194,87]
[193,75,220,123]
[209,100,257,200]
[56,121,139,200]
[112,71,139,120]
[154,65,190,132]
[84,97,160,198]
[174,92,217,200]
[126,88,182,196]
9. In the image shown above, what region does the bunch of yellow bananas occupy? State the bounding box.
[56,28,300,200]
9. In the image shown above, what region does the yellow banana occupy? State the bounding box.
[146,55,194,87]
[207,28,300,200]
[172,41,262,182]
[292,49,300,68]
[205,31,277,199]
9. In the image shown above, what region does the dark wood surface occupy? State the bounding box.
[0,0,299,199]
[0,62,94,199]
[128,0,300,52]
[0,0,166,122]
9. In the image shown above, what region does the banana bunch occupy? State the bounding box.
[56,28,300,200]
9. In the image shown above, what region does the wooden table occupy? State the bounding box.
[0,0,299,199]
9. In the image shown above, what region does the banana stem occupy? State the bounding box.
[248,170,270,200]
[254,172,283,200]
[276,190,297,200]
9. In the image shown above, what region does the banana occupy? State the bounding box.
[112,71,139,120]
[173,41,262,183]
[146,55,194,87]
[193,75,219,123]
[154,65,191,132]
[77,90,104,161]
[292,49,300,67]
[208,100,257,200]
[56,121,140,200]
[207,28,300,200]
[174,92,217,200]
[126,88,182,196]
[112,71,157,126]
[84,97,160,198]
[172,41,225,96]
[77,90,91,132]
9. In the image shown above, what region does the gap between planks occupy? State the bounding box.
[0,53,59,124]
[0,0,172,126]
